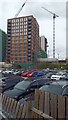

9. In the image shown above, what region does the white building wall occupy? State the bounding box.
[66,2,68,59]
[0,30,2,62]
[40,36,45,52]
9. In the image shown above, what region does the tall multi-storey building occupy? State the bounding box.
[0,29,6,62]
[6,15,39,64]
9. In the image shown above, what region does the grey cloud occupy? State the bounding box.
[19,1,66,20]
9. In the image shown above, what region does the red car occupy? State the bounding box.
[27,70,39,77]
[27,72,33,77]
[21,71,29,77]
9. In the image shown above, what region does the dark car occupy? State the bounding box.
[1,75,24,92]
[39,80,68,96]
[19,92,34,104]
[4,78,51,100]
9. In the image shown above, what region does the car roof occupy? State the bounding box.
[39,80,68,95]
[51,80,68,87]
[62,86,68,96]
[40,84,62,95]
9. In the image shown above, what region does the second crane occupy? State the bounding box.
[42,7,59,58]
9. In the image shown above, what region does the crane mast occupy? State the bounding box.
[42,7,59,58]
[15,0,27,18]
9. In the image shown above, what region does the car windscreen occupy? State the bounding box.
[14,81,31,90]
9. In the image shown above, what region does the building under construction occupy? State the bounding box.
[6,15,40,66]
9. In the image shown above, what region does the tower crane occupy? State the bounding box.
[42,7,59,58]
[15,0,27,17]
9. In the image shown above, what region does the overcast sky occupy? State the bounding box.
[0,0,67,59]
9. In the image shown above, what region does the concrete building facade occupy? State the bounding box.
[40,36,48,57]
[6,15,39,64]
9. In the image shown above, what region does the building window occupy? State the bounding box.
[12,19,15,23]
[28,16,32,20]
[20,36,23,39]
[28,32,31,35]
[28,42,31,45]
[20,32,23,35]
[16,19,19,22]
[28,39,31,41]
[28,58,31,61]
[24,21,27,25]
[28,54,31,56]
[24,32,27,35]
[24,36,27,39]
[24,17,27,21]
[28,28,31,31]
[8,19,11,22]
[24,25,27,29]
[20,26,22,29]
[16,33,19,36]
[16,22,19,26]
[15,26,19,29]
[28,46,31,49]
[20,19,22,22]
[24,28,27,31]
[28,35,31,38]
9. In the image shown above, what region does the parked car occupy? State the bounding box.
[39,80,68,96]
[51,71,67,80]
[21,71,29,77]
[13,70,20,75]
[19,93,34,104]
[16,70,24,76]
[4,78,51,100]
[1,75,24,92]
[2,69,13,74]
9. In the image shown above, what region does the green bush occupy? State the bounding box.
[37,62,68,70]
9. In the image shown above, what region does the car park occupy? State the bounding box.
[3,78,52,100]
[39,80,68,96]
